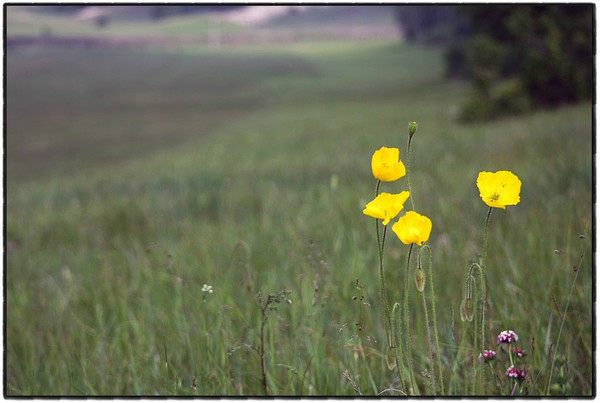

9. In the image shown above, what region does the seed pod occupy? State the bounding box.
[459,299,468,322]
[414,267,426,292]
[385,346,397,370]
[460,298,475,322]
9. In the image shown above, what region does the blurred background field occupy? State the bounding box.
[5,5,593,396]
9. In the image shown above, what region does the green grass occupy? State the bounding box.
[6,33,593,396]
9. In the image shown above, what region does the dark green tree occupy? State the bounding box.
[452,5,594,120]
[397,5,594,120]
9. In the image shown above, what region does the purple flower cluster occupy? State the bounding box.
[497,330,519,344]
[478,350,496,363]
[505,365,526,380]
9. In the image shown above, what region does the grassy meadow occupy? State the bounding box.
[6,10,593,397]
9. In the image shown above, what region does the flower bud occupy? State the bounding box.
[414,267,425,292]
[408,121,418,139]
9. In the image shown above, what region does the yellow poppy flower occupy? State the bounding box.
[392,211,432,246]
[371,147,406,182]
[476,171,521,209]
[363,191,410,225]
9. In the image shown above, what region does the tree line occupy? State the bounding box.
[396,4,594,121]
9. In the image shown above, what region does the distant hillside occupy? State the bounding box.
[262,5,398,28]
[6,5,401,46]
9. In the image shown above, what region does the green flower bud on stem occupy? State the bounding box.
[408,121,418,141]
[414,266,425,292]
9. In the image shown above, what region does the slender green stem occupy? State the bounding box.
[545,246,586,394]
[404,243,416,394]
[478,207,493,393]
[376,219,392,347]
[420,279,435,394]
[381,225,391,341]
[421,245,445,395]
[373,178,405,392]
[406,138,415,211]
[471,303,478,395]
[260,296,270,395]
[391,302,406,393]
[163,334,169,395]
[374,180,392,346]
[468,264,481,395]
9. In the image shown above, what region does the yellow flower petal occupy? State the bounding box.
[392,211,432,246]
[363,191,410,225]
[477,171,522,209]
[371,147,406,182]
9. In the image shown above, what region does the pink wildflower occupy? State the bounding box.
[511,346,526,358]
[505,365,526,380]
[478,350,496,363]
[497,330,519,344]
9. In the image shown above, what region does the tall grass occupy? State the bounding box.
[6,38,592,396]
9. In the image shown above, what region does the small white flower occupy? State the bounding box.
[201,284,213,294]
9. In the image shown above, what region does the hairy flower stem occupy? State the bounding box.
[478,207,493,393]
[374,180,392,347]
[391,302,406,392]
[406,137,415,211]
[419,274,435,394]
[421,245,445,395]
[471,299,479,395]
[391,302,408,390]
[378,223,391,342]
[404,243,416,394]
[374,179,405,392]
[466,263,481,394]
